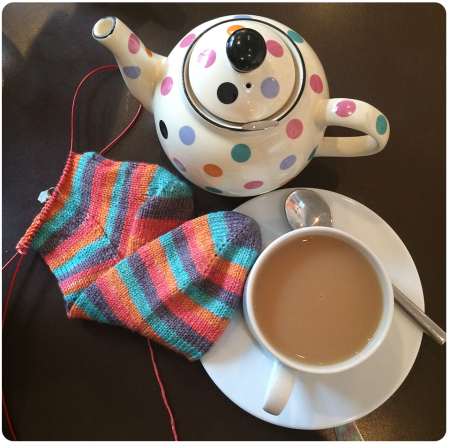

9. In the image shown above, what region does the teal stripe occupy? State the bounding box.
[219,245,259,269]
[53,236,111,277]
[32,153,95,250]
[104,162,129,239]
[116,257,202,358]
[207,212,228,256]
[148,166,192,198]
[160,232,235,318]
[69,290,109,323]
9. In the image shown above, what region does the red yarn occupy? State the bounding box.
[3,66,178,441]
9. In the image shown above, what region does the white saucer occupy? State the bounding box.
[200,188,423,430]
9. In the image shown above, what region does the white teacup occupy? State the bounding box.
[243,227,394,416]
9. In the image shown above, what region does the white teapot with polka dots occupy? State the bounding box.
[93,14,389,197]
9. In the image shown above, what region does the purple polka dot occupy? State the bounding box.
[197,49,216,68]
[266,40,284,57]
[122,66,141,79]
[179,126,195,145]
[244,181,263,190]
[128,34,140,54]
[286,119,303,139]
[161,77,173,96]
[180,34,196,48]
[310,74,323,94]
[261,77,280,99]
[280,155,297,170]
[334,100,356,117]
[173,158,186,172]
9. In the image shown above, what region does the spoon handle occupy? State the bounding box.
[393,285,446,345]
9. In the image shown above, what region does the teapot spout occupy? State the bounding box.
[92,17,166,113]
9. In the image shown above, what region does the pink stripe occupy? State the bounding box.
[181,221,210,277]
[60,258,118,291]
[138,245,223,342]
[96,275,138,331]
[118,164,145,255]
[208,267,245,294]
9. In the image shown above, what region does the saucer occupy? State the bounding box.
[200,188,423,430]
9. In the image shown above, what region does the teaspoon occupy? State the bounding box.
[285,189,446,345]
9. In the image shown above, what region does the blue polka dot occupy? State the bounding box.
[179,126,195,145]
[231,144,251,162]
[308,146,318,161]
[376,115,388,135]
[123,66,141,79]
[280,155,297,170]
[205,186,223,194]
[261,77,280,99]
[287,30,303,43]
[234,15,252,18]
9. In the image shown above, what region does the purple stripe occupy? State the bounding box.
[170,228,241,309]
[136,196,194,221]
[57,244,118,283]
[38,156,102,257]
[109,163,136,248]
[82,282,123,326]
[126,251,213,354]
[224,211,261,250]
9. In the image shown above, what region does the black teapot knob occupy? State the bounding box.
[226,28,267,73]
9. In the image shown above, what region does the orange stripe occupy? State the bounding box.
[97,161,121,229]
[46,222,104,269]
[147,240,228,338]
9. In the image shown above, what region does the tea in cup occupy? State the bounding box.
[243,227,394,415]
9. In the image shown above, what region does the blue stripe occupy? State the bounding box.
[69,290,109,323]
[207,212,228,256]
[148,166,192,198]
[32,153,94,250]
[116,256,202,358]
[104,162,129,240]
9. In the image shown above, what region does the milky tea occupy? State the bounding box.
[252,234,384,366]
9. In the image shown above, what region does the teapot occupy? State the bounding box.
[93,14,389,197]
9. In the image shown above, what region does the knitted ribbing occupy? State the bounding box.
[17,152,194,310]
[68,211,261,360]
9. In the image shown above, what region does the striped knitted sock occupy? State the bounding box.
[66,211,261,360]
[17,151,194,308]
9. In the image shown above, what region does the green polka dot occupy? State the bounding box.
[205,186,222,194]
[308,146,318,161]
[287,30,303,43]
[231,144,251,162]
[376,115,388,135]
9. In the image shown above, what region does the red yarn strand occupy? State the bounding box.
[2,252,19,271]
[147,339,179,441]
[2,392,17,441]
[2,253,24,330]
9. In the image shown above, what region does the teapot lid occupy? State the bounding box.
[185,19,299,125]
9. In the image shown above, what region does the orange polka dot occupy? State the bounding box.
[145,47,153,57]
[227,25,245,35]
[280,177,294,187]
[203,164,223,177]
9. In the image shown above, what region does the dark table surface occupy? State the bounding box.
[2,3,445,441]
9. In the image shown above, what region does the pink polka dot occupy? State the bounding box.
[286,119,303,139]
[266,40,284,57]
[161,77,173,96]
[310,74,323,94]
[128,34,140,54]
[244,181,263,190]
[180,34,196,48]
[334,100,356,117]
[198,49,216,68]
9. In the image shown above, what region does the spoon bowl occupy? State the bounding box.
[284,188,446,345]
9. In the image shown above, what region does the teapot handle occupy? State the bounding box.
[314,99,390,157]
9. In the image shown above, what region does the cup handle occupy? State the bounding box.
[263,360,297,416]
[314,98,390,157]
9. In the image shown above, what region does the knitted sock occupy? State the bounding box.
[17,152,194,309]
[67,211,262,360]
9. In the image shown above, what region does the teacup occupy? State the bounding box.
[243,226,394,415]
